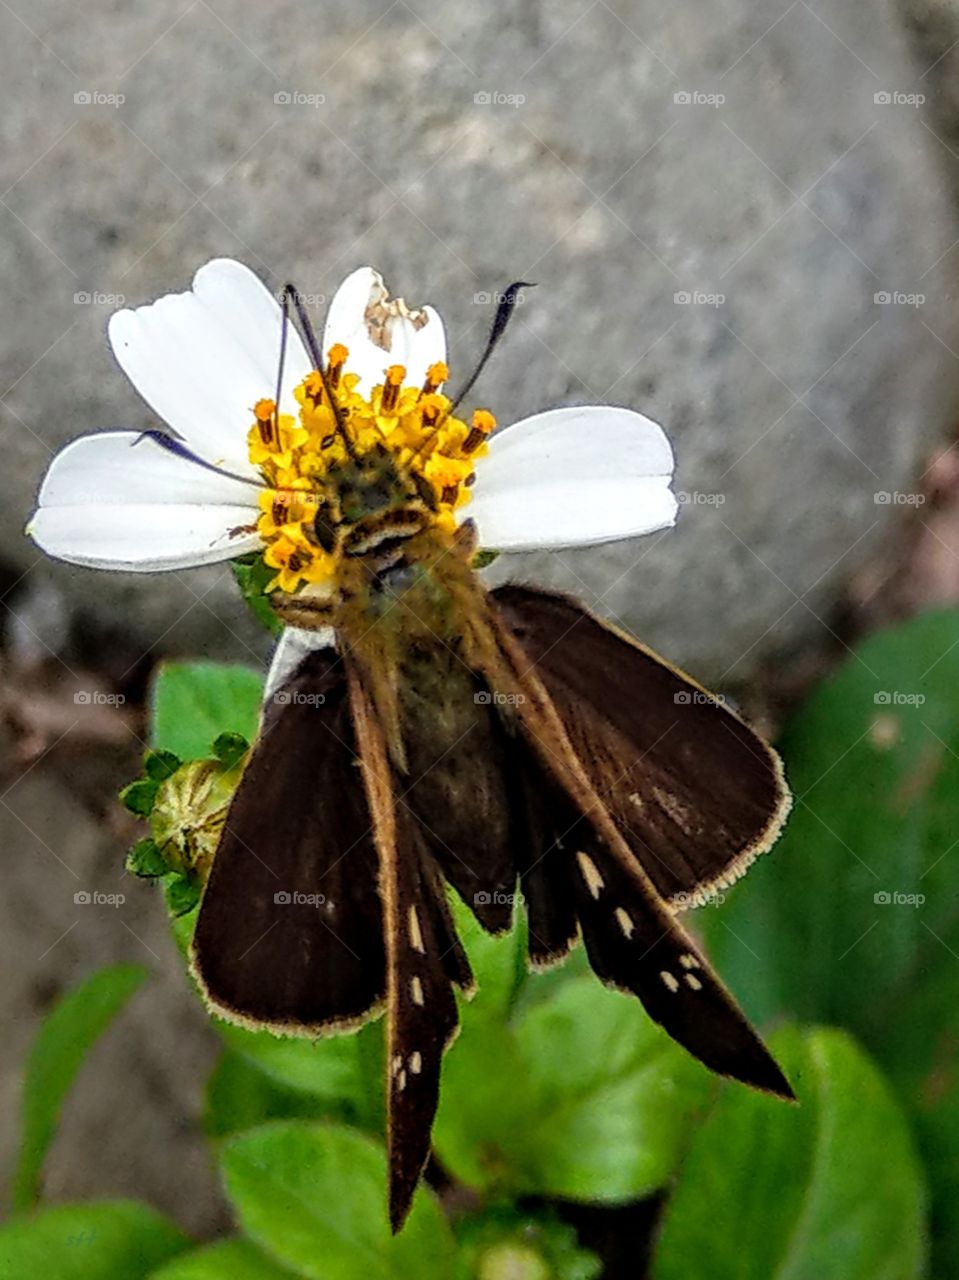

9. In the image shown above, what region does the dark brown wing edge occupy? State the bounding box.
[190,646,386,1037]
[492,584,792,910]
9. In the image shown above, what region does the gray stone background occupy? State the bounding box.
[2,0,959,1240]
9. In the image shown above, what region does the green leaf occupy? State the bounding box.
[220,1122,455,1279]
[149,1238,298,1279]
[231,555,283,638]
[150,663,264,759]
[435,972,713,1201]
[698,609,959,1270]
[204,1051,325,1139]
[448,892,528,1023]
[11,964,147,1213]
[651,1026,926,1280]
[216,1019,384,1133]
[0,1200,189,1279]
[472,549,500,570]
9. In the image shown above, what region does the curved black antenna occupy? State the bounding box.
[131,430,262,488]
[448,281,535,414]
[279,283,358,461]
[274,285,291,427]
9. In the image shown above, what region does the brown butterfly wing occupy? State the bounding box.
[485,591,794,1101]
[190,647,385,1034]
[492,585,790,909]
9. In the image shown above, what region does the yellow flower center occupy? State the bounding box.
[246,350,495,592]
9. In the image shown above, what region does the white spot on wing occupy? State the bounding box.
[408,906,425,954]
[684,973,703,991]
[576,851,605,899]
[409,1051,422,1074]
[660,970,680,993]
[410,976,425,1006]
[615,907,635,939]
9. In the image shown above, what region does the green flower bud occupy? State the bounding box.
[149,755,246,883]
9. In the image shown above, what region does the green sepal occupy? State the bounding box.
[473,548,500,570]
[212,731,250,770]
[125,838,170,879]
[144,748,182,782]
[165,874,201,918]
[119,778,159,818]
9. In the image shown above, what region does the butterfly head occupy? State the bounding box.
[250,349,494,607]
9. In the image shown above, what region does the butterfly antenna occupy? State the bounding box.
[130,431,261,487]
[448,281,534,414]
[274,284,291,430]
[279,283,358,461]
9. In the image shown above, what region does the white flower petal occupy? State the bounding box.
[405,305,447,388]
[464,406,677,551]
[108,259,310,474]
[263,625,337,702]
[322,267,387,391]
[322,267,446,394]
[28,504,260,571]
[37,432,260,509]
[192,259,313,413]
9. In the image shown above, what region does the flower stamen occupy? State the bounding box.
[381,364,406,414]
[464,408,496,454]
[422,361,449,395]
[326,343,348,390]
[254,398,276,445]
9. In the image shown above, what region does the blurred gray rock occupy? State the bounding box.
[2,0,959,686]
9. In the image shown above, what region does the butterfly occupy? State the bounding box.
[181,279,794,1232]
